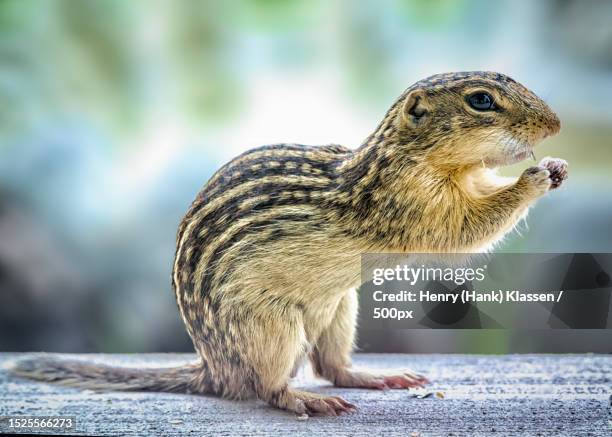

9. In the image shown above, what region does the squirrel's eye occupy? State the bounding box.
[468,92,495,111]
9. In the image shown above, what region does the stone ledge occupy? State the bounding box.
[1,353,610,436]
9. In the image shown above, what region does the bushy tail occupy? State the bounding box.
[10,355,204,393]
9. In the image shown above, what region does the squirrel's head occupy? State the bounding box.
[391,71,560,169]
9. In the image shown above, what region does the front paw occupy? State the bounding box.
[520,166,551,195]
[539,156,568,189]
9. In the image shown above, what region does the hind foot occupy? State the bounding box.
[269,388,357,416]
[333,368,429,390]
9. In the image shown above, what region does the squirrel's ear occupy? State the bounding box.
[401,89,429,127]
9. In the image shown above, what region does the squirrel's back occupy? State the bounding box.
[172,143,353,316]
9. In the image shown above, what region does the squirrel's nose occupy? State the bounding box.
[543,112,561,138]
[549,113,561,135]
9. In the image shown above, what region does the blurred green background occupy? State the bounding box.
[0,0,610,353]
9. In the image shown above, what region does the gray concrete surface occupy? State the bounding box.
[0,353,610,436]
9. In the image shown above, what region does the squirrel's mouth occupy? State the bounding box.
[484,135,539,168]
[509,147,536,164]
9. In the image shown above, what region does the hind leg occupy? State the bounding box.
[267,387,357,417]
[242,305,356,416]
[311,289,429,389]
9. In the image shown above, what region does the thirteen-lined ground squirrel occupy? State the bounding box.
[13,71,567,416]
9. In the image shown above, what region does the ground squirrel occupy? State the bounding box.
[13,71,566,416]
